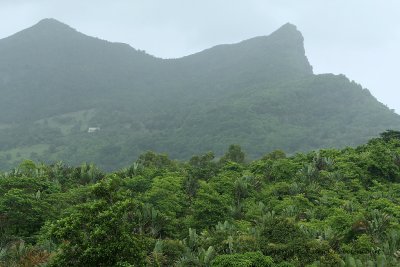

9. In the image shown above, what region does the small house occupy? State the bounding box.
[88,127,100,133]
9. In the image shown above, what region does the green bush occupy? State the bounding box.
[212,252,274,267]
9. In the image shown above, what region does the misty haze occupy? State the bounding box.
[0,2,400,267]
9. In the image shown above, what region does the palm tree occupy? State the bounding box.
[367,210,391,242]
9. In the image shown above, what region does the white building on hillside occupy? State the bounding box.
[88,127,100,133]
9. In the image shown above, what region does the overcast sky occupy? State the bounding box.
[1,0,399,113]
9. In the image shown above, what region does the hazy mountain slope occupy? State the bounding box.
[0,19,399,170]
[0,18,161,122]
[171,23,313,97]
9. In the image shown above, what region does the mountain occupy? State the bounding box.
[0,19,399,170]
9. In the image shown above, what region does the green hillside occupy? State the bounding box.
[1,132,400,266]
[0,19,399,170]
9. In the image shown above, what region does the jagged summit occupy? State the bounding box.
[268,22,304,43]
[177,22,312,77]
[276,22,299,32]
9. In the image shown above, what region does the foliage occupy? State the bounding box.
[0,134,400,266]
[211,252,275,267]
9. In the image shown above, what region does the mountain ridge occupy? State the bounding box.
[0,19,398,170]
[3,18,307,60]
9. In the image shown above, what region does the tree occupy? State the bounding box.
[145,174,186,237]
[0,175,57,242]
[0,188,52,242]
[192,183,230,229]
[380,130,400,142]
[45,177,148,266]
[220,145,245,164]
[47,199,147,266]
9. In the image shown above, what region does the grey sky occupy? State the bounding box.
[1,0,399,113]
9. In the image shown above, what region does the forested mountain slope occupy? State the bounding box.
[0,19,399,170]
[1,132,400,266]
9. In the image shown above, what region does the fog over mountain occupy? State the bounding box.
[0,19,398,170]
[1,0,399,114]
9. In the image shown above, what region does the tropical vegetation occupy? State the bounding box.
[1,131,400,266]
